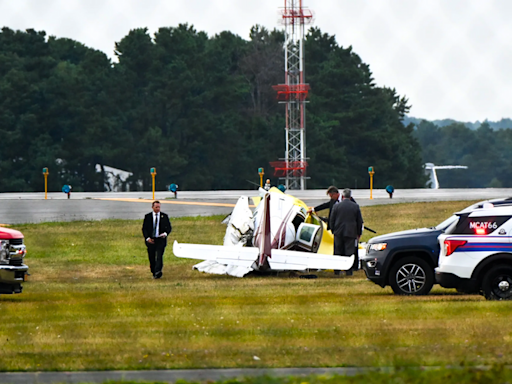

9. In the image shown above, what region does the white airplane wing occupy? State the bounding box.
[269,249,354,271]
[173,240,259,268]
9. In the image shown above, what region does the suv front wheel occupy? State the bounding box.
[482,265,512,300]
[389,256,434,295]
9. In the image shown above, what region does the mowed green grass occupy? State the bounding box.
[2,200,511,372]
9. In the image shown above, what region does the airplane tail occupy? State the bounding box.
[254,193,271,270]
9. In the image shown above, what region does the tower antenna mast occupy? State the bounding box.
[271,0,313,190]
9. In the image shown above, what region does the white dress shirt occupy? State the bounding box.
[153,212,160,237]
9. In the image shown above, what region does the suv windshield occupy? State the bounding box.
[435,215,458,231]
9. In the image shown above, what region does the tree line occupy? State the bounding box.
[413,120,512,188]
[0,25,426,192]
[405,116,512,131]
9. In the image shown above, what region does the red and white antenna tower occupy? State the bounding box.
[270,0,313,190]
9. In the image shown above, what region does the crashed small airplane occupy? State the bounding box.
[173,187,362,277]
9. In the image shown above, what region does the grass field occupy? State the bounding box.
[2,200,512,373]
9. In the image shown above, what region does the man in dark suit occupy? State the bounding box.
[329,188,363,276]
[308,186,357,230]
[142,201,172,279]
[307,186,341,231]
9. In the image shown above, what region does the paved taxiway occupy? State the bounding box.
[2,188,512,224]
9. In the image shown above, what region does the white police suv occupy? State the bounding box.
[436,205,512,300]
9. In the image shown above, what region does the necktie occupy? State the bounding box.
[153,214,157,237]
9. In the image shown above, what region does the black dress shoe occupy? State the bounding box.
[154,271,163,279]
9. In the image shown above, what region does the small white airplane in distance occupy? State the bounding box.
[173,187,360,277]
[424,162,468,189]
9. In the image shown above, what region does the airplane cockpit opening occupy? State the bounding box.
[291,209,307,231]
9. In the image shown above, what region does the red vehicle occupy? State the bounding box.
[0,227,28,294]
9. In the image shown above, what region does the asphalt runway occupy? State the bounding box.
[2,188,512,224]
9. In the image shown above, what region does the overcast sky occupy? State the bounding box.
[2,0,511,122]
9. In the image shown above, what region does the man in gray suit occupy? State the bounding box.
[330,188,363,276]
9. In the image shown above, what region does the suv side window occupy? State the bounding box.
[450,215,512,235]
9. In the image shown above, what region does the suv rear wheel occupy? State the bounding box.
[482,265,512,300]
[389,256,434,295]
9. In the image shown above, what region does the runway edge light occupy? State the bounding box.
[258,168,264,187]
[150,167,157,200]
[42,167,49,200]
[368,166,375,200]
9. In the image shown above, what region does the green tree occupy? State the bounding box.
[305,30,425,188]
[0,25,429,191]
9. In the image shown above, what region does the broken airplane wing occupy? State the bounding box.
[173,241,259,268]
[269,249,354,271]
[173,240,354,275]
